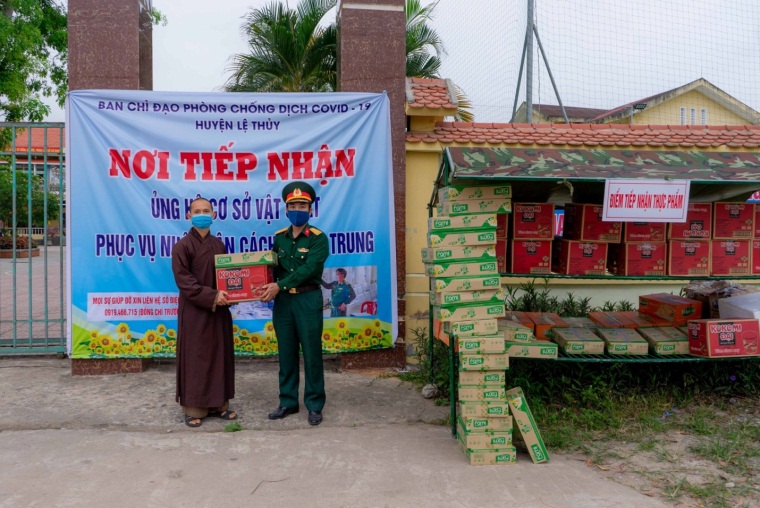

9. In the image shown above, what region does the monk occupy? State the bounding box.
[171,197,237,427]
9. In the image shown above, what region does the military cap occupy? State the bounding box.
[282,181,316,204]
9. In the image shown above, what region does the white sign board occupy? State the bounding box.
[603,179,691,222]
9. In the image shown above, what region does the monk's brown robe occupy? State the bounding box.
[171,228,234,408]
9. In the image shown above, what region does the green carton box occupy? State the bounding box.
[457,416,512,447]
[439,184,512,201]
[433,303,505,322]
[498,320,536,342]
[431,275,501,293]
[506,386,549,464]
[595,328,649,355]
[459,353,509,371]
[421,245,496,263]
[439,199,512,216]
[458,401,511,418]
[458,335,506,354]
[425,259,499,278]
[457,433,517,465]
[214,250,277,267]
[443,318,500,337]
[427,230,497,247]
[552,328,605,355]
[459,370,506,385]
[637,327,690,355]
[428,214,498,232]
[504,340,558,359]
[430,288,504,307]
[459,414,513,433]
[458,386,507,402]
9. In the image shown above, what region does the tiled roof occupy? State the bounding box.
[406,123,760,149]
[406,77,459,111]
[6,127,65,153]
[533,104,607,120]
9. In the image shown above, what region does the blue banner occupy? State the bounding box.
[66,90,396,358]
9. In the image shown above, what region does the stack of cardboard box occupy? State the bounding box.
[506,203,554,274]
[556,203,621,275]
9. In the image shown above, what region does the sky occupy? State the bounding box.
[46,0,760,123]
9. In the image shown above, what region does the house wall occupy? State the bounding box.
[635,90,750,125]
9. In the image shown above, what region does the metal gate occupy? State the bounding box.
[0,122,66,355]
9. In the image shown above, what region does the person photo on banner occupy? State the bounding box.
[259,181,329,426]
[321,268,356,317]
[171,197,237,428]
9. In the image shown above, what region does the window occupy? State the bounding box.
[701,108,707,125]
[690,108,696,125]
[680,107,686,125]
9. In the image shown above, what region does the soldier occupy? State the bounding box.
[321,268,357,317]
[259,181,329,426]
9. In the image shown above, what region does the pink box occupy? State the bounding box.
[713,202,754,239]
[710,240,751,276]
[668,203,712,239]
[511,203,554,240]
[667,240,711,276]
[508,240,552,274]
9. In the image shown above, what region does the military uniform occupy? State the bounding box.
[271,182,329,416]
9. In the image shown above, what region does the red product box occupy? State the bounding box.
[755,204,760,237]
[553,240,608,276]
[713,202,754,239]
[638,293,702,326]
[608,242,667,276]
[667,240,711,276]
[753,240,760,275]
[563,203,622,243]
[668,203,712,239]
[711,240,752,276]
[525,312,569,340]
[496,214,508,239]
[588,311,636,329]
[215,264,274,303]
[622,222,666,242]
[502,311,535,331]
[508,240,552,274]
[496,238,507,273]
[511,203,554,240]
[687,319,759,357]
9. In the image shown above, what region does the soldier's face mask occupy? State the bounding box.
[286,210,309,227]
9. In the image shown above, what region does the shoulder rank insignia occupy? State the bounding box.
[275,227,288,235]
[309,227,322,235]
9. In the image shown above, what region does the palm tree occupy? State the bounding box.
[224,0,473,120]
[223,0,337,92]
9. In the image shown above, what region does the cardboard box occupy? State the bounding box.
[551,328,606,354]
[458,386,507,402]
[438,199,511,216]
[753,240,760,274]
[561,317,599,329]
[427,230,497,247]
[425,259,499,278]
[563,203,622,243]
[553,240,608,276]
[459,414,513,433]
[443,319,500,337]
[214,252,277,303]
[607,242,667,276]
[430,288,504,307]
[458,434,517,465]
[711,240,751,276]
[496,238,507,273]
[713,202,754,239]
[502,311,535,330]
[687,319,760,357]
[421,245,496,263]
[506,387,549,464]
[615,311,659,328]
[718,291,760,319]
[459,401,512,418]
[667,240,711,276]
[637,312,680,327]
[498,320,536,342]
[459,353,509,371]
[457,417,512,448]
[683,280,760,319]
[439,184,512,201]
[755,204,760,238]
[459,370,506,386]
[433,303,506,322]
[458,335,507,354]
[508,240,552,274]
[595,328,649,355]
[637,327,690,355]
[622,222,667,242]
[588,311,636,329]
[668,203,712,239]
[428,214,498,232]
[638,293,702,326]
[496,214,508,238]
[525,312,569,340]
[511,203,555,240]
[430,275,501,293]
[504,340,558,359]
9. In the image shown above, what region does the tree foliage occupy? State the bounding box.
[0,167,59,229]
[0,0,67,122]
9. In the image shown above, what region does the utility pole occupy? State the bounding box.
[511,0,569,124]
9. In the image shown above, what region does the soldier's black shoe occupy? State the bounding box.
[308,410,323,426]
[268,406,299,420]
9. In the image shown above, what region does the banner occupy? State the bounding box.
[603,179,690,222]
[66,90,396,359]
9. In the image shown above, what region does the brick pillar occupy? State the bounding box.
[68,0,152,374]
[337,0,407,369]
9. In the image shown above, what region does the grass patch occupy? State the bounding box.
[223,421,243,432]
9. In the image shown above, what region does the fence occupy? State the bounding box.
[0,122,67,355]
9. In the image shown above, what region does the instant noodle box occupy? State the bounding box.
[438,199,511,216]
[755,204,760,237]
[668,203,712,239]
[458,401,511,418]
[638,293,702,326]
[710,240,751,276]
[595,328,649,355]
[427,214,497,233]
[607,242,667,277]
[713,202,754,239]
[563,203,622,243]
[553,240,608,276]
[622,222,666,242]
[525,312,569,340]
[214,251,277,303]
[687,318,760,357]
[637,327,690,355]
[511,203,554,240]
[588,311,637,329]
[421,244,496,263]
[502,310,535,330]
[667,240,711,276]
[561,317,599,329]
[508,239,552,274]
[496,238,507,273]
[438,184,512,201]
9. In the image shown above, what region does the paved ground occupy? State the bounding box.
[0,357,670,508]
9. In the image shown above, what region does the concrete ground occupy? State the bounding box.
[0,357,669,508]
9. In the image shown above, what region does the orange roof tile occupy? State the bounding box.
[406,77,458,111]
[406,123,760,149]
[6,127,65,153]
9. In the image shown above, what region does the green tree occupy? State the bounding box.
[224,0,472,120]
[0,167,59,229]
[0,0,67,122]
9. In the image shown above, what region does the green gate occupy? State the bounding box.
[0,122,66,355]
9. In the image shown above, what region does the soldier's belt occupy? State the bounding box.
[288,284,320,294]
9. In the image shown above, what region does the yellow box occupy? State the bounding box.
[506,387,549,464]
[457,417,512,448]
[459,353,509,371]
[459,370,506,385]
